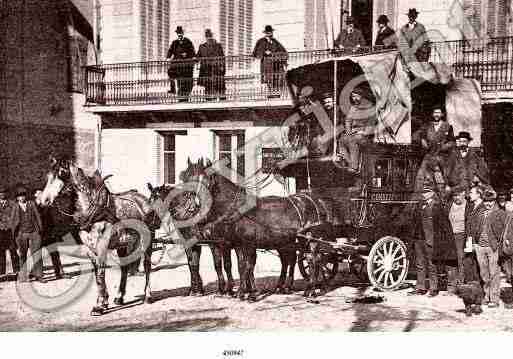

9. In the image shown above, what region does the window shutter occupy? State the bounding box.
[153,132,162,186]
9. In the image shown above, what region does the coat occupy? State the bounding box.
[196,39,226,87]
[374,26,397,49]
[166,37,196,78]
[398,21,431,62]
[447,148,490,190]
[415,121,455,155]
[11,200,43,236]
[334,28,366,49]
[415,198,444,248]
[467,203,507,252]
[252,37,288,84]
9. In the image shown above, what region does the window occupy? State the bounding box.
[163,134,176,184]
[215,131,246,182]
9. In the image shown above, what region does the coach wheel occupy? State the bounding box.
[367,236,409,291]
[298,251,339,282]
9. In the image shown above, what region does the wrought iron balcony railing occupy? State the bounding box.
[85,36,513,107]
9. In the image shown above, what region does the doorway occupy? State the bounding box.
[351,0,373,47]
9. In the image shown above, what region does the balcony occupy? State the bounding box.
[85,36,513,111]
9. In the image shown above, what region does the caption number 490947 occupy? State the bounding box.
[223,349,244,357]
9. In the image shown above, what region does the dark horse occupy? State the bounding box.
[39,158,161,315]
[147,182,236,296]
[174,158,332,301]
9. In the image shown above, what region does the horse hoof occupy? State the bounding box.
[90,306,105,316]
[113,297,124,306]
[144,297,154,304]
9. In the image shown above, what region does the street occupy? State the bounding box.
[1,248,513,331]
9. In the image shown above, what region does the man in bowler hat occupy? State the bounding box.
[196,29,226,100]
[374,15,396,49]
[11,186,46,283]
[399,8,431,63]
[167,26,196,101]
[334,16,366,52]
[0,186,20,277]
[252,25,288,97]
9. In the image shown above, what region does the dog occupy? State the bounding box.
[455,281,484,317]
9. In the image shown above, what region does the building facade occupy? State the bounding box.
[0,0,100,193]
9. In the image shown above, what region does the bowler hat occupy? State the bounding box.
[205,28,213,37]
[455,131,473,142]
[175,26,184,34]
[346,16,355,24]
[483,187,497,201]
[263,25,274,33]
[15,186,27,197]
[377,15,389,24]
[407,8,419,17]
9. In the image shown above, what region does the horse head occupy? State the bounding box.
[39,156,74,207]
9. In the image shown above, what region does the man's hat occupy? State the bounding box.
[377,15,390,24]
[407,8,420,17]
[263,25,274,33]
[483,187,497,201]
[175,26,184,34]
[205,28,213,37]
[346,16,355,24]
[15,186,27,197]
[455,131,473,142]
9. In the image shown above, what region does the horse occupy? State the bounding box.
[147,183,236,296]
[176,157,335,301]
[38,157,161,315]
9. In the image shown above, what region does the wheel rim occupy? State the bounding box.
[368,237,408,290]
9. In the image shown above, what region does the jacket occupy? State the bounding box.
[398,21,430,62]
[334,28,366,49]
[196,39,226,86]
[345,97,377,136]
[166,37,196,77]
[375,26,397,49]
[416,197,444,248]
[414,121,455,155]
[447,148,490,189]
[467,203,506,252]
[11,200,43,235]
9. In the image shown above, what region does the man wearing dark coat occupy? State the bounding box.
[467,187,507,307]
[0,187,20,276]
[374,15,396,49]
[196,29,226,100]
[409,187,444,297]
[334,17,366,52]
[398,8,431,63]
[11,186,46,283]
[413,107,456,196]
[167,26,196,101]
[448,131,490,192]
[252,25,288,97]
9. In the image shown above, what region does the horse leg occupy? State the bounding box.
[284,248,297,294]
[235,246,247,300]
[143,244,153,303]
[223,245,235,297]
[90,259,109,316]
[246,247,258,303]
[210,244,226,295]
[114,246,129,306]
[275,250,288,294]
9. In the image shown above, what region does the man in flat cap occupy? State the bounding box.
[252,25,288,97]
[448,131,490,192]
[398,8,431,63]
[334,17,366,53]
[0,186,20,277]
[467,186,507,308]
[167,26,196,101]
[374,14,397,49]
[196,29,226,100]
[11,186,46,283]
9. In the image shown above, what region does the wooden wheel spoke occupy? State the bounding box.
[391,245,401,258]
[376,269,386,284]
[393,254,406,262]
[374,265,385,275]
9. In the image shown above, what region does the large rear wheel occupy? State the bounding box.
[367,236,409,291]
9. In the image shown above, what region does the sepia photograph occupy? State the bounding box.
[1,0,513,354]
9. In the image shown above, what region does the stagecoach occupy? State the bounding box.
[273,50,482,291]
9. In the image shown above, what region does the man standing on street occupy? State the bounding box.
[0,186,20,277]
[167,26,196,101]
[11,186,46,283]
[252,25,288,98]
[468,187,506,308]
[409,187,443,297]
